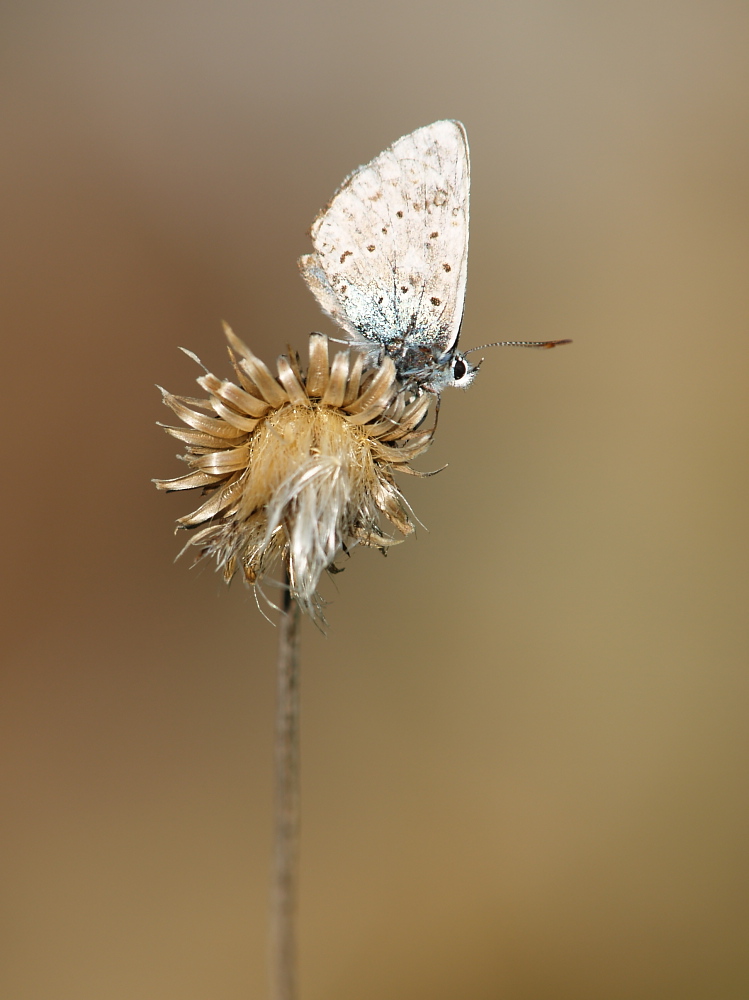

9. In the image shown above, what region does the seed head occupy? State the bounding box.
[155,324,435,619]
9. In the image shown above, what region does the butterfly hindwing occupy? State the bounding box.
[299,121,470,362]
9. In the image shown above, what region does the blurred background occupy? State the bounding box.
[2,1,748,997]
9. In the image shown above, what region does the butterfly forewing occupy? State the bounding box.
[299,120,470,360]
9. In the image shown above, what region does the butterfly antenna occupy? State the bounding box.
[463,338,572,354]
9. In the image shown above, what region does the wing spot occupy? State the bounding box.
[381,227,388,234]
[340,250,353,263]
[431,297,441,306]
[433,188,449,207]
[400,286,409,294]
[396,210,404,218]
[429,231,439,239]
[443,263,451,272]
[341,285,347,294]
[367,244,376,252]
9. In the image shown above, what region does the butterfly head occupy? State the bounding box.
[445,352,478,389]
[423,351,479,393]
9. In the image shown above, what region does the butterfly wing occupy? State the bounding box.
[299,120,470,360]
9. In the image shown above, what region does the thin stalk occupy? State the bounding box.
[271,576,301,1000]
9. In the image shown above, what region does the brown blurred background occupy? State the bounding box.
[2,1,748,997]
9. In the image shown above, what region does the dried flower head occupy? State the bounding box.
[154,324,435,618]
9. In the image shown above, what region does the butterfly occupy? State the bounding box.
[299,120,569,395]
[298,120,474,393]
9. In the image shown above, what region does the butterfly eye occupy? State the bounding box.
[453,357,467,381]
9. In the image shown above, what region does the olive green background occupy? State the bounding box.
[2,2,748,997]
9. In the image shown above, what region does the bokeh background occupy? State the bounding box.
[2,2,748,997]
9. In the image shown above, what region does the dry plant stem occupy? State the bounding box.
[272,575,301,1000]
